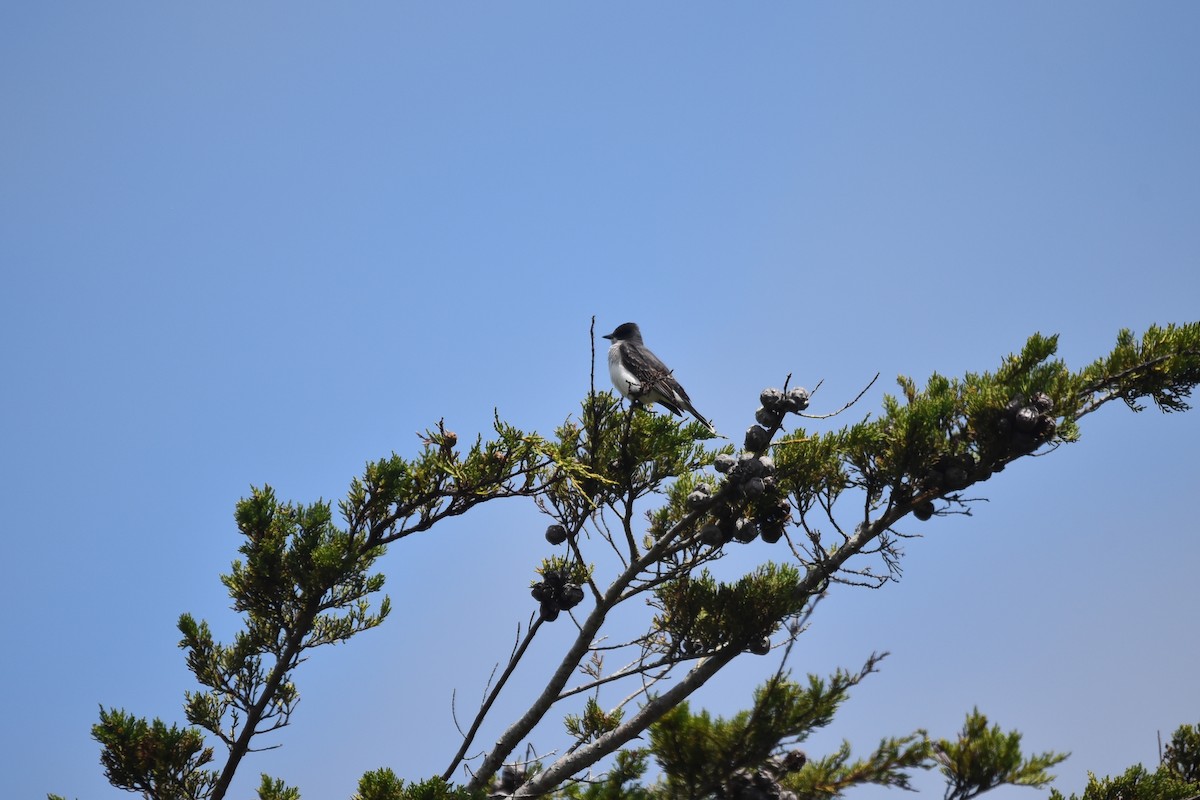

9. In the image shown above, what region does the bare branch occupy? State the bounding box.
[441,616,544,782]
[799,373,880,420]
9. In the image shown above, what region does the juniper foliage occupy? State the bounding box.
[64,324,1199,800]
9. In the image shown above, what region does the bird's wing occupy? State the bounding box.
[658,372,694,407]
[658,371,715,433]
[621,342,675,393]
[618,342,681,412]
[620,341,715,432]
[621,341,672,380]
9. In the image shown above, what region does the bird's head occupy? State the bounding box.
[603,322,642,343]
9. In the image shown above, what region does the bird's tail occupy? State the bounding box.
[687,404,720,437]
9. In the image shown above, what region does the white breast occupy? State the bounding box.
[608,344,640,398]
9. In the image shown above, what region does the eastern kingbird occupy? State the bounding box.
[603,322,716,433]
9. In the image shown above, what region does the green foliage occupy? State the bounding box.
[1049,764,1199,800]
[771,427,850,518]
[408,776,484,800]
[774,324,1200,531]
[355,768,407,800]
[565,697,624,745]
[1079,323,1200,413]
[91,415,563,800]
[535,555,592,587]
[257,774,300,800]
[934,708,1068,800]
[548,700,1078,800]
[352,770,483,800]
[867,333,1074,502]
[787,734,932,800]
[91,707,216,800]
[652,563,807,654]
[650,658,880,799]
[546,391,720,537]
[552,750,654,800]
[645,465,725,543]
[1164,721,1200,784]
[75,324,1200,800]
[341,417,569,544]
[1046,719,1200,800]
[179,486,390,762]
[223,487,390,647]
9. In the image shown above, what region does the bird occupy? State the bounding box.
[602,322,716,433]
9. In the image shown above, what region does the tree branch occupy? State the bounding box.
[441,617,544,781]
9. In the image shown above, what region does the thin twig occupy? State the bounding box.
[441,615,544,782]
[799,373,880,420]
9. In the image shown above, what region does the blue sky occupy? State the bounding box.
[2,4,1198,799]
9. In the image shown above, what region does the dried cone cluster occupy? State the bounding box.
[530,568,584,622]
[745,387,809,451]
[994,392,1057,456]
[914,392,1059,522]
[680,631,773,659]
[698,453,790,547]
[919,452,978,495]
[758,386,811,421]
[926,392,1057,494]
[697,386,807,547]
[724,749,808,800]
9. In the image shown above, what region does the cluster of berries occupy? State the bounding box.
[723,750,808,800]
[530,567,584,622]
